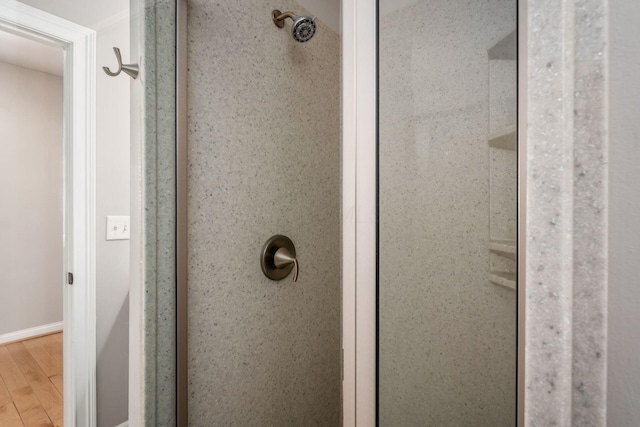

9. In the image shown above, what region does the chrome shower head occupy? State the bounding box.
[291,15,317,42]
[272,10,317,43]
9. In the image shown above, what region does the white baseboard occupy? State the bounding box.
[0,321,63,345]
[114,422,129,427]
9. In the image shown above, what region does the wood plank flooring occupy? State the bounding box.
[0,333,63,427]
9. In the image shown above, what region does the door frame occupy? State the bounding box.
[0,1,97,425]
[342,0,377,425]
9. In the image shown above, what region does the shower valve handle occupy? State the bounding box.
[261,235,299,282]
[273,247,298,282]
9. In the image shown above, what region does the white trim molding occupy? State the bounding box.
[342,0,377,425]
[0,322,63,346]
[0,1,97,426]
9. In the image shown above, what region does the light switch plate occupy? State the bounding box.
[106,216,130,241]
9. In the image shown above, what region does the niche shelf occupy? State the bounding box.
[488,272,517,291]
[488,29,517,60]
[488,239,516,259]
[487,29,517,292]
[488,126,517,151]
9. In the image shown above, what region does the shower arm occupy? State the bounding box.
[272,10,296,28]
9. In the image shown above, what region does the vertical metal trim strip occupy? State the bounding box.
[374,0,380,424]
[354,0,378,424]
[176,0,189,425]
[517,0,527,425]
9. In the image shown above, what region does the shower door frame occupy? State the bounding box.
[517,2,526,425]
[172,0,526,424]
[342,0,527,425]
[342,0,377,425]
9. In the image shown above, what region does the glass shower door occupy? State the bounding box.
[378,0,518,424]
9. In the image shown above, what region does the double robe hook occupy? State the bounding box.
[103,47,139,79]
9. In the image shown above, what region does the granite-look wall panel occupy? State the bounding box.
[378,0,517,425]
[187,1,341,425]
[525,0,607,425]
[141,0,177,425]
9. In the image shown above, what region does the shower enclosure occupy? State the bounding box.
[170,0,519,425]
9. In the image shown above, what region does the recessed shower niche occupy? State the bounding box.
[378,0,518,425]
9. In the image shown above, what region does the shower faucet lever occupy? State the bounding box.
[261,235,299,282]
[274,247,299,282]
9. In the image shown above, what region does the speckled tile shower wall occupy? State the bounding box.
[186,1,341,425]
[142,0,177,425]
[525,0,608,424]
[378,0,517,425]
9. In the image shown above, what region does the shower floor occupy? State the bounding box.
[0,333,63,426]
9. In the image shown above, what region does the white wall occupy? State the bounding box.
[607,0,640,424]
[94,14,131,427]
[17,0,128,29]
[0,61,63,336]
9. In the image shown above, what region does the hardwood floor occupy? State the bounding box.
[0,333,63,427]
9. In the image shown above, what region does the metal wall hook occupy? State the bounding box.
[103,47,139,79]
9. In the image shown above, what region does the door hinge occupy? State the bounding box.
[68,272,74,285]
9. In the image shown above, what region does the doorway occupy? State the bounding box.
[0,29,65,426]
[0,1,97,425]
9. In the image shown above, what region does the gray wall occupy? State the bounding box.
[186,0,341,424]
[378,1,516,425]
[607,0,640,424]
[0,61,63,336]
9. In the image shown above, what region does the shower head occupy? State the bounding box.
[291,15,317,42]
[272,10,317,43]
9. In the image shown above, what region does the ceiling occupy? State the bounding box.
[17,0,128,28]
[0,30,63,76]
